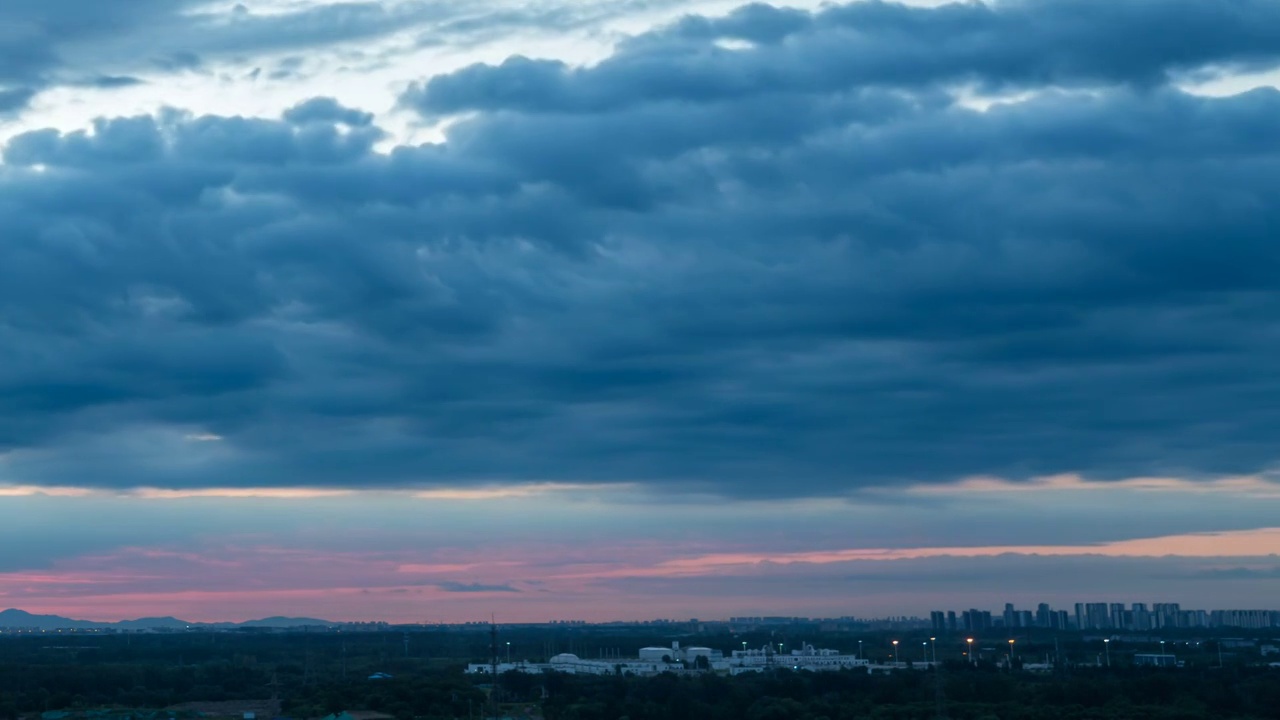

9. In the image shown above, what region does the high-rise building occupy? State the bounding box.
[1212,610,1276,629]
[1153,603,1181,629]
[962,609,992,631]
[1184,610,1209,628]
[1036,603,1052,628]
[1087,603,1110,630]
[928,602,1279,635]
[1131,603,1150,631]
[1110,603,1127,630]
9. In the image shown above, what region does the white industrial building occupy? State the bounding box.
[728,644,872,674]
[468,641,886,677]
[637,643,718,663]
[467,642,728,677]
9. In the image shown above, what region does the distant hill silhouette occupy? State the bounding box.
[0,608,333,630]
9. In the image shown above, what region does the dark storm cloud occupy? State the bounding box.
[406,0,1280,117]
[5,1,1280,495]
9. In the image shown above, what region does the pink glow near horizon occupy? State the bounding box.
[3,527,1279,623]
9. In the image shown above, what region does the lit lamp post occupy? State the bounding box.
[858,640,864,660]
[1104,638,1111,667]
[1160,640,1166,658]
[922,641,928,663]
[892,640,900,665]
[1008,639,1015,668]
[967,638,974,664]
[930,637,937,664]
[506,641,511,663]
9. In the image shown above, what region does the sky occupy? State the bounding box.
[2,0,1280,624]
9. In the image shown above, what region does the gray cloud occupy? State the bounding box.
[0,87,35,115]
[0,0,205,98]
[3,1,1280,496]
[81,75,145,89]
[435,582,520,593]
[588,554,1280,616]
[283,97,376,127]
[1186,566,1280,580]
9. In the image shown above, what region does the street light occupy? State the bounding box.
[1104,638,1111,667]
[506,641,511,663]
[892,640,900,665]
[923,641,928,662]
[858,640,864,659]
[1008,639,1015,668]
[966,638,974,664]
[930,637,937,664]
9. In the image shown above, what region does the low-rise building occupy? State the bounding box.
[466,642,869,677]
[729,644,872,674]
[1133,653,1178,667]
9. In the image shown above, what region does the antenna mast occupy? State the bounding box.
[489,615,500,714]
[490,615,499,676]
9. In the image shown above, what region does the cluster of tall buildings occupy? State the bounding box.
[930,603,1280,632]
[928,605,1070,632]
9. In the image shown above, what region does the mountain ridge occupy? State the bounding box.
[0,608,334,630]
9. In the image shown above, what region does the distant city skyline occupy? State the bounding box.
[5,597,1280,633]
[930,601,1280,633]
[5,598,1280,632]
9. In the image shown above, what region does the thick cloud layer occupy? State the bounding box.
[408,0,1280,115]
[4,0,1280,495]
